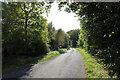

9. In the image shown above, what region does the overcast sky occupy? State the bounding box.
[46,2,80,32]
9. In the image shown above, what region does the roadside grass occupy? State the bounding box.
[3,49,67,72]
[76,48,110,78]
[37,51,60,62]
[58,48,67,53]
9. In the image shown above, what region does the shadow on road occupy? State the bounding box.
[2,65,33,78]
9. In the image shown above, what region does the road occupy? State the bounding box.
[3,48,86,78]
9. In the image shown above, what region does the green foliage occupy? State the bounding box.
[77,48,111,78]
[56,29,65,48]
[3,56,41,72]
[77,29,88,49]
[3,51,60,72]
[67,29,80,47]
[2,2,51,57]
[47,23,70,50]
[58,48,67,53]
[63,33,70,48]
[78,3,120,78]
[55,29,69,49]
[47,22,57,50]
[39,51,60,62]
[60,2,120,78]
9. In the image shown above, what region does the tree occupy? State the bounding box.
[59,2,120,78]
[47,22,70,50]
[47,22,56,50]
[2,2,51,57]
[56,29,65,49]
[63,33,70,48]
[67,29,80,47]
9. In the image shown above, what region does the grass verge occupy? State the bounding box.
[76,48,110,78]
[3,50,61,72]
[37,51,60,63]
[58,48,67,53]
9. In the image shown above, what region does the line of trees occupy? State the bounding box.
[47,22,70,50]
[67,29,80,47]
[2,2,51,57]
[2,2,71,58]
[59,2,120,78]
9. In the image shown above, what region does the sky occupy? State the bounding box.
[46,2,80,32]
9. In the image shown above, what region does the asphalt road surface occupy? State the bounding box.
[3,48,86,78]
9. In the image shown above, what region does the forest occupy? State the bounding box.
[2,1,120,78]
